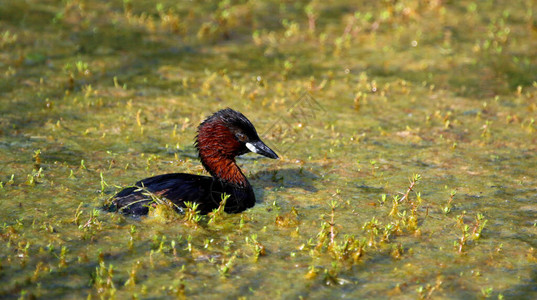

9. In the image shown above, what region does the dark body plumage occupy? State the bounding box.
[109,173,255,215]
[108,108,278,216]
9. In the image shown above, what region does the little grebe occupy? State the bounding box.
[108,108,278,215]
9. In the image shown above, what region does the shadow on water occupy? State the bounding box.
[251,167,319,205]
[171,148,320,195]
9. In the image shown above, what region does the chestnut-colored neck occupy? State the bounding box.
[200,155,249,188]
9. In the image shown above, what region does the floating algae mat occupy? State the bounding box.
[1,1,537,298]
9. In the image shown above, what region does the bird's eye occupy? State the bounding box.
[236,132,247,142]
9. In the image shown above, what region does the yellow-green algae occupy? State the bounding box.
[1,0,537,299]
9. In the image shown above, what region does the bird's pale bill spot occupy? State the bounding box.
[245,142,258,153]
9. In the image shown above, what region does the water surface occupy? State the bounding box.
[1,0,536,299]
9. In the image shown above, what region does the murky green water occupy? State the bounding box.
[1,0,537,299]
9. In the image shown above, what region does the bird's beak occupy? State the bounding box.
[246,140,279,159]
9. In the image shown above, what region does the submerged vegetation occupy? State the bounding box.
[1,0,537,298]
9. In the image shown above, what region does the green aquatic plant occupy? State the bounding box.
[124,261,139,287]
[91,261,117,299]
[79,209,103,241]
[208,193,230,225]
[32,149,41,170]
[330,235,366,264]
[399,174,421,204]
[363,216,380,248]
[322,263,350,286]
[454,211,488,254]
[0,30,18,47]
[480,286,494,298]
[471,213,488,240]
[183,202,202,226]
[73,202,83,225]
[100,172,108,194]
[58,245,68,269]
[218,253,237,277]
[245,234,266,261]
[455,212,470,254]
[443,190,456,215]
[128,225,137,252]
[274,207,300,228]
[387,174,424,234]
[313,201,339,253]
[416,277,443,300]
